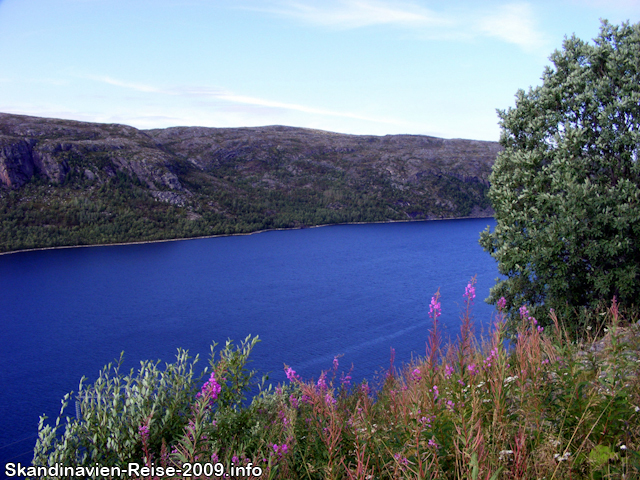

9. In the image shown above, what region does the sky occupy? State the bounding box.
[0,0,639,141]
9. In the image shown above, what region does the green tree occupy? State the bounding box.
[480,20,640,322]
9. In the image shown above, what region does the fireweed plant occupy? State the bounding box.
[32,280,639,479]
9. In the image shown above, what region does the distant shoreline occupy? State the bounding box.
[0,215,494,256]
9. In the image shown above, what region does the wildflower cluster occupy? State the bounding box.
[429,294,441,321]
[33,287,640,480]
[463,282,476,302]
[196,372,222,407]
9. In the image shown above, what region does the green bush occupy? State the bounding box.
[480,21,640,324]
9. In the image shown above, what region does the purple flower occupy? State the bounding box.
[197,372,222,406]
[412,368,422,382]
[467,364,477,376]
[444,364,454,379]
[138,425,150,443]
[361,383,371,396]
[333,356,339,371]
[325,392,337,405]
[289,394,299,409]
[232,455,239,464]
[317,372,327,391]
[483,348,498,369]
[278,409,289,426]
[519,305,529,319]
[497,297,507,312]
[394,453,409,467]
[464,283,476,302]
[285,366,300,382]
[429,296,441,321]
[428,438,439,448]
[271,443,289,457]
[432,385,439,400]
[340,372,352,388]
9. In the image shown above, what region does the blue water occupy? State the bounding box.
[0,218,498,467]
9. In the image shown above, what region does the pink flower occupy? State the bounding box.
[412,367,422,382]
[361,383,371,396]
[519,305,529,319]
[317,372,327,391]
[467,364,477,376]
[429,295,441,321]
[278,409,289,426]
[289,394,299,409]
[325,392,337,405]
[271,444,289,457]
[483,348,498,369]
[333,356,339,371]
[464,283,476,302]
[138,425,150,444]
[432,385,439,400]
[497,297,507,311]
[394,453,409,467]
[444,364,454,379]
[197,372,222,406]
[284,366,300,382]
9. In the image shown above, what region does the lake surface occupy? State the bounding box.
[0,218,499,467]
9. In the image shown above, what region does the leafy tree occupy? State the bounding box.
[480,20,640,322]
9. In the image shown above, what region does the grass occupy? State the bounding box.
[31,280,640,479]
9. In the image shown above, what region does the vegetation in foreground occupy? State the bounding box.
[32,279,640,479]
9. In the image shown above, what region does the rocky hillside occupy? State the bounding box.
[0,112,501,252]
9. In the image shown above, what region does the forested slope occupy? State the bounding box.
[0,113,501,253]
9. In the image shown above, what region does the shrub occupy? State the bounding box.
[480,20,640,324]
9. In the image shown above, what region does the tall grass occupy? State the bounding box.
[32,281,640,479]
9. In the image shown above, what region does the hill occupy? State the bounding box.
[0,112,501,252]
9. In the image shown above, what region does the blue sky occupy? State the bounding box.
[0,0,638,141]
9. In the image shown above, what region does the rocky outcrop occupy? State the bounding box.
[144,126,501,187]
[0,113,501,216]
[0,113,182,190]
[0,137,35,187]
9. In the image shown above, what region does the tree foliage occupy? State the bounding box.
[480,21,640,321]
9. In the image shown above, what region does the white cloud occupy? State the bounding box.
[247,0,452,29]
[475,3,547,51]
[566,0,640,9]
[246,0,548,52]
[84,75,421,129]
[86,75,167,94]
